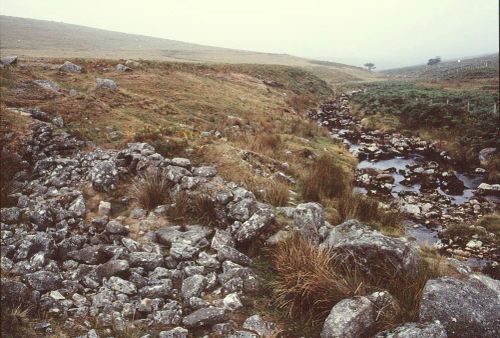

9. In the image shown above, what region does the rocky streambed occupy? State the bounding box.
[308,93,499,270]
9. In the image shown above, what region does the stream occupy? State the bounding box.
[309,93,499,273]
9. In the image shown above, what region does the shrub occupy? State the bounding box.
[133,169,173,210]
[264,181,290,207]
[300,154,351,202]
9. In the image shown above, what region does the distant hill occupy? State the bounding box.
[0,15,378,84]
[382,54,499,81]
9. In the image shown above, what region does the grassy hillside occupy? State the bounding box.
[0,15,378,85]
[0,57,357,204]
[382,54,499,84]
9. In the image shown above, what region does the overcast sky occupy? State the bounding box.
[1,0,498,69]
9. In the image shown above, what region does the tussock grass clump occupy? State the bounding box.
[272,234,443,329]
[168,192,219,226]
[250,133,283,154]
[133,169,173,210]
[300,154,351,202]
[264,181,290,207]
[272,234,365,325]
[337,193,403,235]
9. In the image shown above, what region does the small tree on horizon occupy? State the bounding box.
[364,62,376,71]
[427,56,441,66]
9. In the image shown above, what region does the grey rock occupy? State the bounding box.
[59,61,82,73]
[374,321,447,338]
[217,245,251,266]
[107,276,137,295]
[233,208,274,242]
[23,271,62,292]
[90,160,118,192]
[211,229,234,251]
[98,201,111,216]
[1,279,30,305]
[293,202,325,244]
[419,275,500,338]
[227,331,259,338]
[181,274,206,300]
[139,280,173,298]
[1,55,17,66]
[479,147,497,165]
[182,307,227,328]
[242,315,278,337]
[320,295,375,338]
[228,198,257,222]
[68,245,110,265]
[129,252,163,271]
[69,195,86,217]
[116,64,132,72]
[223,293,243,311]
[34,80,60,92]
[154,300,182,325]
[130,208,147,219]
[170,242,199,260]
[29,208,54,230]
[105,219,128,235]
[52,116,65,128]
[159,327,188,338]
[96,78,118,90]
[321,220,419,277]
[96,259,129,279]
[171,158,191,168]
[166,165,191,183]
[0,207,21,223]
[192,166,217,177]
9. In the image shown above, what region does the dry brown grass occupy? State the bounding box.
[264,181,290,207]
[336,193,403,235]
[271,234,444,330]
[272,234,366,325]
[300,154,352,202]
[249,133,283,155]
[132,169,173,210]
[168,191,219,226]
[285,94,317,113]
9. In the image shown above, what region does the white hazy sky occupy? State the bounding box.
[1,0,498,69]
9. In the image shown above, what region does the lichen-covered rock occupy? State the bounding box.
[182,307,227,328]
[181,274,206,300]
[232,208,275,242]
[192,166,217,177]
[320,295,375,338]
[0,207,21,223]
[217,245,251,266]
[1,55,17,66]
[159,327,188,338]
[23,271,62,292]
[96,78,118,91]
[129,252,163,271]
[242,315,278,337]
[293,202,325,244]
[1,279,30,305]
[154,301,182,325]
[419,275,500,338]
[34,80,60,92]
[374,321,447,338]
[89,160,118,192]
[107,276,137,295]
[321,220,419,277]
[105,219,128,235]
[68,245,110,265]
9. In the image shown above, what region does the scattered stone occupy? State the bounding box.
[107,276,137,295]
[242,315,278,337]
[59,61,82,73]
[182,307,227,328]
[96,78,118,91]
[374,321,447,338]
[98,201,111,216]
[116,64,132,72]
